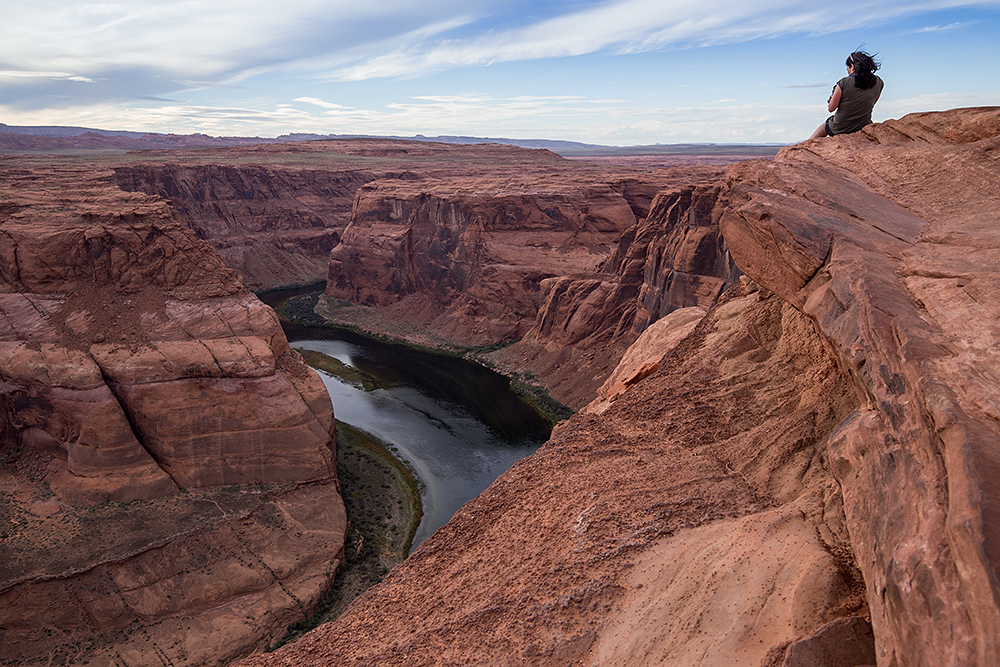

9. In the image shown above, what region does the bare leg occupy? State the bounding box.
[809,122,828,140]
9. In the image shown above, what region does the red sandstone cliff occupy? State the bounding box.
[317,164,728,407]
[112,163,375,290]
[0,163,346,665]
[491,172,739,407]
[720,106,1000,666]
[238,107,1000,666]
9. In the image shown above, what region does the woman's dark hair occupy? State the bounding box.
[847,51,880,90]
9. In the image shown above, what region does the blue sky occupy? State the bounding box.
[1,1,998,145]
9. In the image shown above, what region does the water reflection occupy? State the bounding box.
[288,335,549,547]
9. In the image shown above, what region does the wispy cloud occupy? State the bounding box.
[324,0,1000,80]
[2,0,997,143]
[0,70,95,83]
[901,20,977,33]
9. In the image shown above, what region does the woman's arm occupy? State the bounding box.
[827,84,843,113]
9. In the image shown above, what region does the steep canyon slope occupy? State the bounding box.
[0,162,346,666]
[316,164,734,407]
[110,141,667,295]
[1,137,736,666]
[242,107,1000,666]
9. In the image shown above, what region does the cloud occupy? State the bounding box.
[901,20,977,33]
[0,1,491,83]
[783,83,829,88]
[295,97,352,110]
[325,0,1000,80]
[0,70,96,83]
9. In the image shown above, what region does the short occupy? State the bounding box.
[825,118,834,137]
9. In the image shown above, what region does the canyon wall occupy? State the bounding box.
[0,163,346,665]
[490,176,739,407]
[720,106,1000,666]
[113,163,374,290]
[317,165,731,407]
[240,107,1000,666]
[5,111,998,666]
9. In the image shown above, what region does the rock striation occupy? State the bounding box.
[113,163,374,290]
[721,106,1000,666]
[238,107,1000,666]
[325,175,644,344]
[0,162,346,665]
[318,164,733,408]
[242,282,869,667]
[492,172,739,407]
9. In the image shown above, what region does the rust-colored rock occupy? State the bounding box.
[719,106,1000,665]
[489,171,738,407]
[239,285,867,667]
[323,170,659,346]
[113,163,375,290]
[0,166,336,496]
[1,161,345,666]
[239,108,1000,667]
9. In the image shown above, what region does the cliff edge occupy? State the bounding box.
[0,163,346,666]
[239,107,1000,666]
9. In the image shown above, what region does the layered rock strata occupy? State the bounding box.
[322,169,672,343]
[240,107,1000,666]
[0,163,346,665]
[113,163,375,290]
[242,283,870,666]
[319,165,732,408]
[493,176,738,407]
[720,106,1000,666]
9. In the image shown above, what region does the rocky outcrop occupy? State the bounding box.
[0,166,337,496]
[238,107,1000,667]
[113,163,376,290]
[720,106,1000,666]
[241,283,868,666]
[488,170,737,407]
[1,163,346,665]
[316,164,731,408]
[323,172,658,346]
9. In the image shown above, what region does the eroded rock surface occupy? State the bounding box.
[113,163,374,290]
[492,172,738,407]
[238,107,1000,667]
[720,106,1000,666]
[241,284,867,667]
[319,150,673,354]
[0,163,346,665]
[316,163,733,408]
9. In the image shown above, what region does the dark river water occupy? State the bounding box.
[264,294,552,547]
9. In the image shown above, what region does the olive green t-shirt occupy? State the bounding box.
[828,75,884,135]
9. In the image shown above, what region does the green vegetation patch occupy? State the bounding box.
[297,349,379,391]
[268,420,422,650]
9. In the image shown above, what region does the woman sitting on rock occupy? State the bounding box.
[809,51,883,139]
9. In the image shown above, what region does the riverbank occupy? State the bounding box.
[281,291,573,425]
[269,421,421,649]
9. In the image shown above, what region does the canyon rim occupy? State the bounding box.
[2,107,999,666]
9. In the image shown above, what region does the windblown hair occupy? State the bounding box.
[847,50,880,90]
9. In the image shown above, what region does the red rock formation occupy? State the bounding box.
[113,163,376,290]
[239,284,869,667]
[314,162,731,408]
[0,165,337,495]
[720,106,1000,666]
[323,174,646,344]
[1,162,346,665]
[488,168,738,408]
[237,107,1000,667]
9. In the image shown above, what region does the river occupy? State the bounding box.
[266,293,552,548]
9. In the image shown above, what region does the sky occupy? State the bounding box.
[1,1,999,146]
